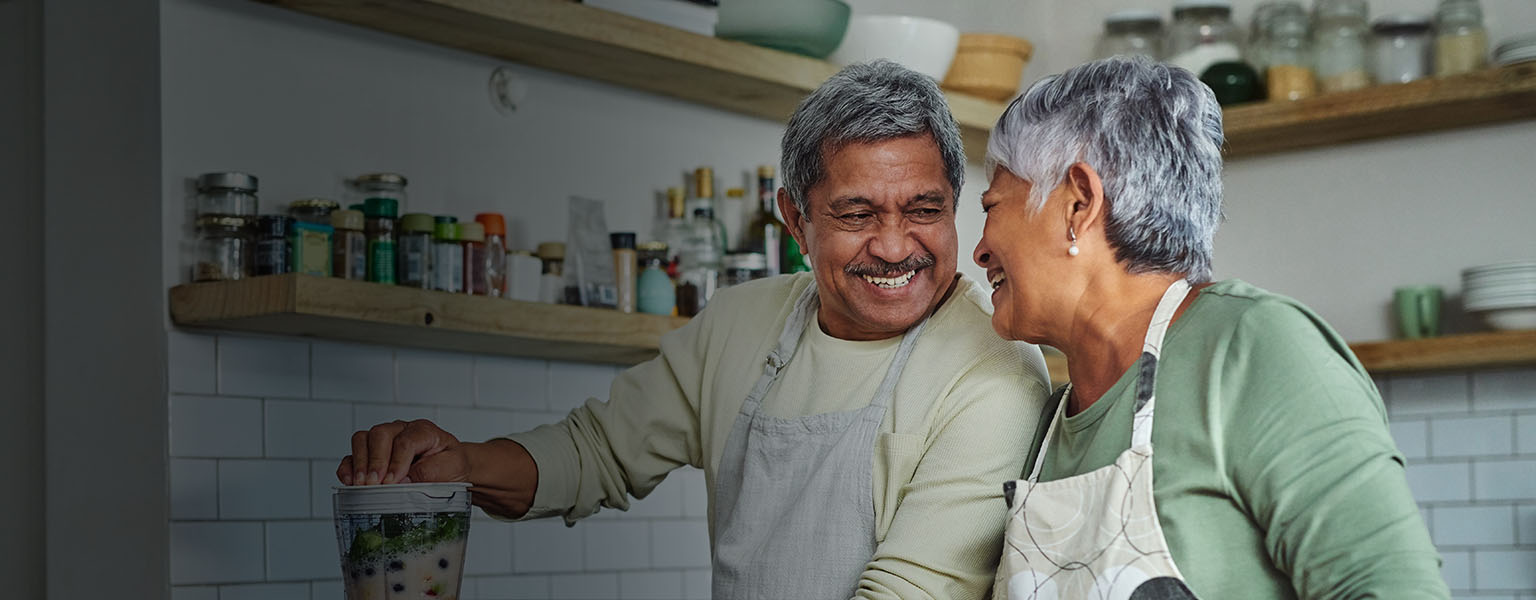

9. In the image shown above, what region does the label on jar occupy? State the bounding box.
[293,228,331,277]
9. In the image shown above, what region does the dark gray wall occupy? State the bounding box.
[43,0,168,597]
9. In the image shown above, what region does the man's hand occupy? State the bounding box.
[338,419,467,486]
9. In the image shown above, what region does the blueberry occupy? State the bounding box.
[387,560,403,572]
[438,558,449,569]
[393,583,405,592]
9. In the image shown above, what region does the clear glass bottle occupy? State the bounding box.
[1248,0,1289,75]
[1435,0,1488,76]
[460,222,488,296]
[1372,14,1433,84]
[330,209,368,281]
[363,198,398,284]
[352,173,408,212]
[663,186,689,278]
[193,216,250,282]
[1096,9,1165,61]
[397,213,434,289]
[475,213,508,297]
[1314,0,1372,93]
[196,172,259,217]
[251,215,292,276]
[432,217,463,293]
[1166,0,1245,78]
[1266,6,1318,101]
[743,165,783,276]
[680,206,725,313]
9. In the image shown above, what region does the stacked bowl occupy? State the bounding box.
[1463,261,1536,330]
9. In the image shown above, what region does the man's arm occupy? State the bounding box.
[855,347,1049,600]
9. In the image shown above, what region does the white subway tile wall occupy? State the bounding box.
[169,331,1536,598]
[169,332,714,600]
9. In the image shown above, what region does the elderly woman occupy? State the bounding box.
[975,57,1448,599]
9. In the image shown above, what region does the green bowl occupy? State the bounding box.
[715,0,851,59]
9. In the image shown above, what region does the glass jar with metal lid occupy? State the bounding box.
[1095,9,1165,61]
[1166,0,1246,78]
[1435,0,1488,76]
[352,172,408,211]
[1371,14,1433,84]
[1248,0,1291,74]
[196,172,258,217]
[331,209,367,281]
[251,215,293,276]
[193,216,250,282]
[1313,0,1372,93]
[723,252,769,288]
[1265,4,1317,101]
[397,213,435,289]
[288,198,339,225]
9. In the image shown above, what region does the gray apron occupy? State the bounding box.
[711,283,930,599]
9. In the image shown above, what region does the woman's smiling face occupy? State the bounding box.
[973,167,1069,343]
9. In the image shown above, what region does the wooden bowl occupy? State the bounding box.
[942,33,1034,102]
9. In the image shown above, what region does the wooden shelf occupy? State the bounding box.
[1348,329,1536,375]
[256,0,1007,160]
[170,274,689,365]
[1225,63,1536,157]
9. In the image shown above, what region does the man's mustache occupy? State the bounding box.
[844,254,936,278]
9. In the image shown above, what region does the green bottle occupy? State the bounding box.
[782,235,811,273]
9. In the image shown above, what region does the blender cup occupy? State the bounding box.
[334,483,471,600]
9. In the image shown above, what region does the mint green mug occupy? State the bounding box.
[1394,285,1443,339]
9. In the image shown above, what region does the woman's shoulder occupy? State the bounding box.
[1182,278,1367,383]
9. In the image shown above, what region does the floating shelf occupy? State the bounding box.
[169,274,689,365]
[1348,329,1536,375]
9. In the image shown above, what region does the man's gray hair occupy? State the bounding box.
[781,60,966,214]
[985,56,1225,282]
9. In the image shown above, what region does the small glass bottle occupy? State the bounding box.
[252,215,293,276]
[475,213,508,297]
[1166,0,1246,78]
[610,232,638,313]
[1249,0,1289,75]
[432,217,463,293]
[1435,0,1488,77]
[460,222,488,296]
[330,209,368,281]
[397,213,434,289]
[195,172,259,217]
[1314,0,1372,93]
[1372,14,1433,84]
[193,216,250,282]
[352,173,408,212]
[1266,6,1317,101]
[680,206,725,312]
[1096,9,1165,61]
[363,198,398,284]
[663,186,689,278]
[636,242,675,316]
[536,242,566,304]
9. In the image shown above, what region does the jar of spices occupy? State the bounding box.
[1166,0,1246,78]
[288,198,339,225]
[1265,5,1317,101]
[363,198,398,284]
[1313,0,1372,93]
[1435,0,1488,77]
[460,222,488,296]
[432,217,463,293]
[723,253,769,288]
[1095,9,1165,61]
[636,242,675,316]
[291,220,333,277]
[397,213,434,289]
[1248,0,1289,75]
[196,172,258,217]
[352,173,408,211]
[252,215,293,276]
[536,242,565,304]
[331,209,367,280]
[475,213,508,298]
[1371,14,1433,84]
[193,216,250,282]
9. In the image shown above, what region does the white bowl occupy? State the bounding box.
[1479,306,1536,331]
[828,15,960,81]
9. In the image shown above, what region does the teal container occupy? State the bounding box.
[637,265,676,316]
[714,0,851,58]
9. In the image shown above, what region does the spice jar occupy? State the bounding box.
[291,221,333,277]
[1096,9,1165,61]
[723,253,769,288]
[1372,14,1433,84]
[352,173,408,211]
[432,217,463,293]
[196,172,258,217]
[1314,0,1372,93]
[1248,0,1289,75]
[193,216,250,282]
[331,209,367,281]
[288,198,338,225]
[460,222,488,296]
[252,215,293,276]
[536,242,565,304]
[1166,0,1246,78]
[1435,0,1488,77]
[363,198,398,284]
[397,213,434,289]
[1265,5,1317,101]
[637,242,675,316]
[475,213,508,298]
[610,232,638,313]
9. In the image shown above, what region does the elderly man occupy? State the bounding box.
[341,61,1051,599]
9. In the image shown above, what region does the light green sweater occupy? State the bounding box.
[1026,279,1448,599]
[506,272,1051,599]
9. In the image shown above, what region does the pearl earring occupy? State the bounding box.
[1068,227,1080,257]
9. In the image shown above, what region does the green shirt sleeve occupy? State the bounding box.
[1220,299,1448,599]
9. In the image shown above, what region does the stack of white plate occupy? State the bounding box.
[1496,33,1536,67]
[1463,261,1536,330]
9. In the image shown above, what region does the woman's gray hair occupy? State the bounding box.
[781,60,965,214]
[986,56,1225,282]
